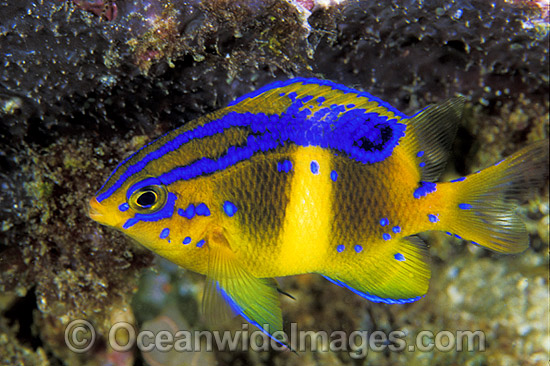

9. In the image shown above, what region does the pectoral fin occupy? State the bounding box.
[201,231,285,344]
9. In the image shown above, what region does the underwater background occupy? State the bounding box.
[0,0,548,365]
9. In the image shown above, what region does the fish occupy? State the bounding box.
[88,78,549,343]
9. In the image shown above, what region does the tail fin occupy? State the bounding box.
[446,140,549,253]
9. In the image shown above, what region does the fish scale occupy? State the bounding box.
[88,77,549,345]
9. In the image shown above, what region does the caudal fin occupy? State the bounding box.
[446,140,549,253]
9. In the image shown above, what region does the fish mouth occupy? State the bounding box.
[88,197,104,222]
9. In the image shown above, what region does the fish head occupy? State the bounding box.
[88,152,213,271]
[89,175,174,232]
[90,175,181,258]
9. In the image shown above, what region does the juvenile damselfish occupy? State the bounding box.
[89,78,548,341]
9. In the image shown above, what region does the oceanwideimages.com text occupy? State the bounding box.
[65,319,486,358]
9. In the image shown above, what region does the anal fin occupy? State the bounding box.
[323,236,431,304]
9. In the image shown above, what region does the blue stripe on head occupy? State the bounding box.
[96,114,257,202]
[98,79,411,202]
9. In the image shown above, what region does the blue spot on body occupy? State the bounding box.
[454,234,462,239]
[346,104,356,108]
[277,159,293,173]
[354,245,363,253]
[330,170,338,181]
[179,204,195,219]
[471,241,479,246]
[183,237,191,244]
[446,232,453,236]
[317,97,325,106]
[458,203,472,210]
[196,239,205,248]
[223,201,238,217]
[392,226,401,233]
[160,228,170,239]
[287,92,297,101]
[413,181,437,199]
[450,177,466,182]
[394,253,405,261]
[428,214,439,223]
[383,233,391,241]
[416,151,424,157]
[118,203,129,212]
[419,162,426,168]
[379,218,389,227]
[196,203,210,216]
[310,161,319,174]
[336,244,345,253]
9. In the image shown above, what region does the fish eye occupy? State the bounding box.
[136,190,157,207]
[128,185,167,213]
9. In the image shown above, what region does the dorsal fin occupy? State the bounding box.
[402,97,465,182]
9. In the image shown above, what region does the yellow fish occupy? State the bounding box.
[88,78,548,342]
